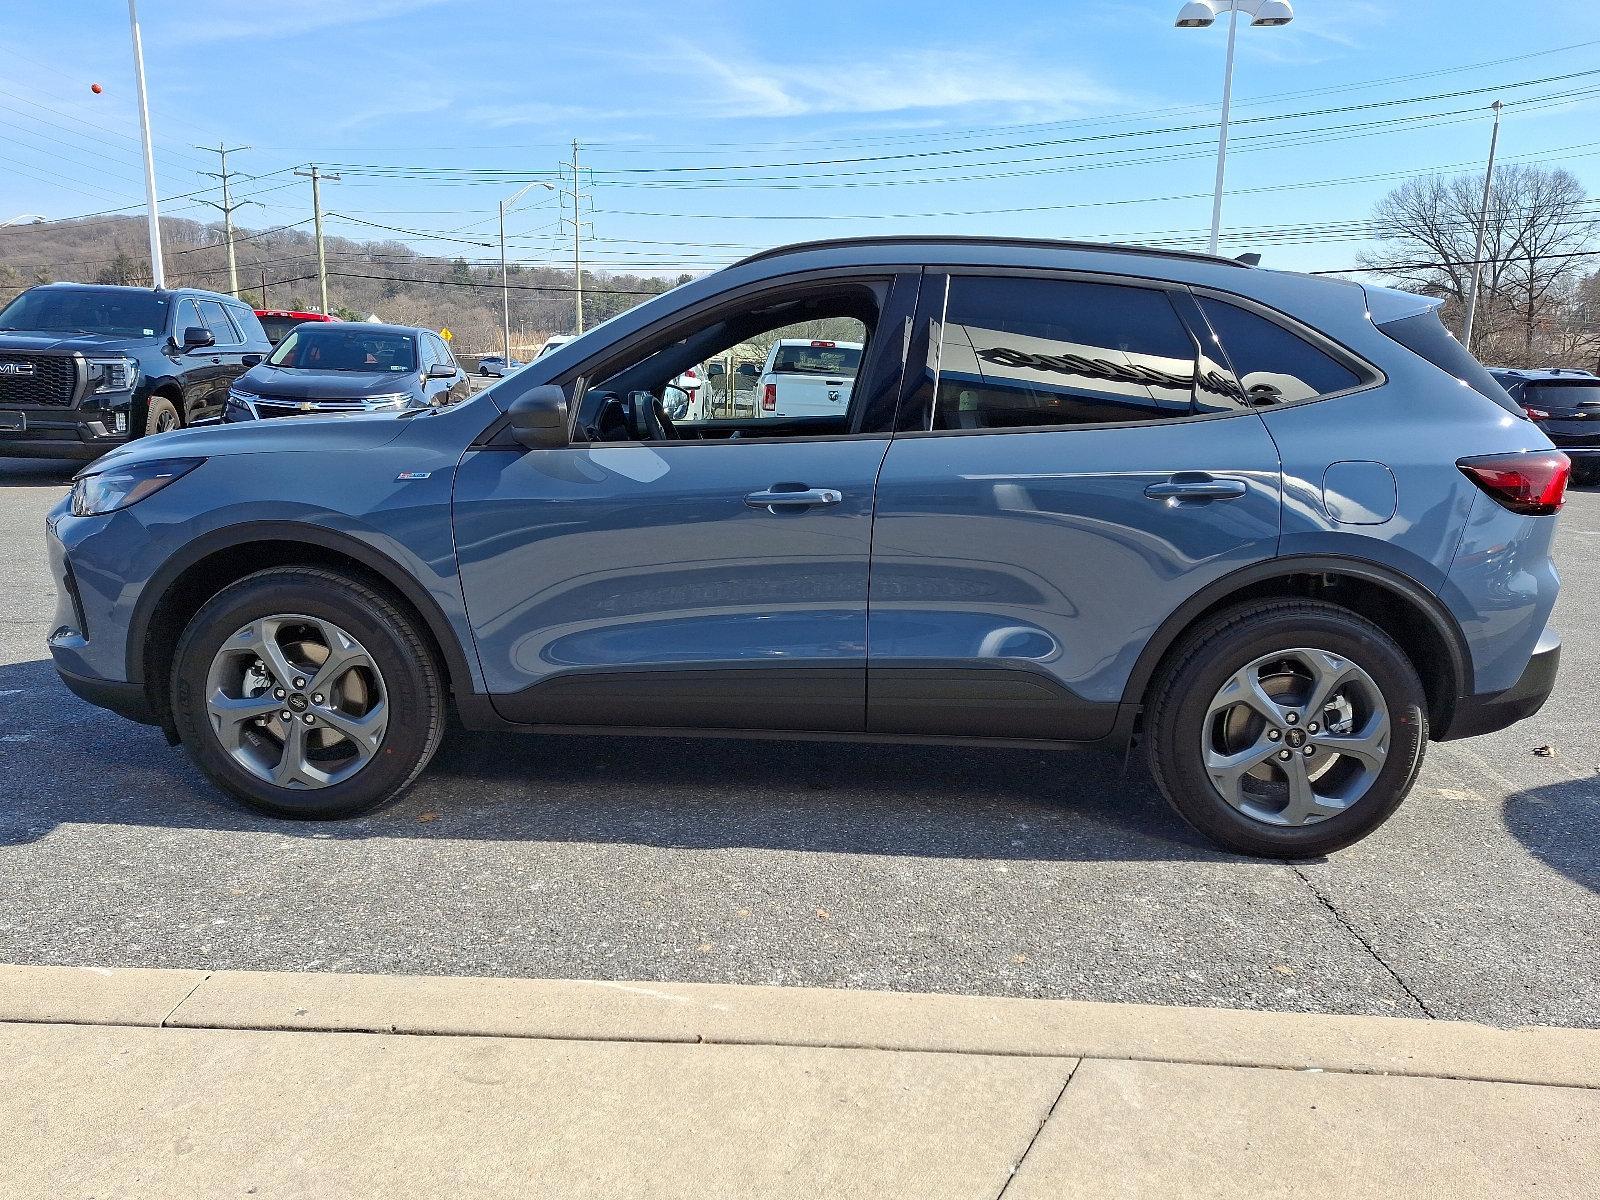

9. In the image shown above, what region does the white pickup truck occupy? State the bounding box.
[753,339,863,418]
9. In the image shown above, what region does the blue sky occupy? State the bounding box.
[4,0,1600,278]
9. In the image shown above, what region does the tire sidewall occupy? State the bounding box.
[144,396,180,437]
[172,572,437,818]
[1155,608,1426,857]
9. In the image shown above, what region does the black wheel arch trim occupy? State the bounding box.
[127,520,478,700]
[1118,553,1472,727]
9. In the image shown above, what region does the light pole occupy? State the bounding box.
[1176,0,1295,255]
[126,0,165,287]
[499,181,555,364]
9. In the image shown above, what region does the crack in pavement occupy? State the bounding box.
[994,1060,1078,1200]
[1292,866,1438,1020]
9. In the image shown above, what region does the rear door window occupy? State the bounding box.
[931,275,1200,431]
[1197,295,1362,406]
[197,299,243,347]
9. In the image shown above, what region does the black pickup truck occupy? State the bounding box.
[0,282,271,460]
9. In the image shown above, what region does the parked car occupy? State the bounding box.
[478,355,525,378]
[47,236,1566,858]
[534,334,573,359]
[0,282,270,458]
[223,323,469,422]
[1487,367,1600,483]
[254,309,337,347]
[754,338,863,417]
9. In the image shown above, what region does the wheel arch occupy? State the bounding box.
[1123,555,1471,736]
[130,522,477,731]
[136,380,185,432]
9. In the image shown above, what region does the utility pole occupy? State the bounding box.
[569,140,584,332]
[197,143,251,298]
[259,265,268,308]
[294,165,340,315]
[1462,100,1504,354]
[126,0,165,287]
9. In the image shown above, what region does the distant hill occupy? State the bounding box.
[0,214,686,355]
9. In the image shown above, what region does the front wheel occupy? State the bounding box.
[144,396,181,437]
[1146,600,1427,858]
[171,567,446,819]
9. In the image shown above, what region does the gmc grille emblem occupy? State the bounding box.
[0,362,38,377]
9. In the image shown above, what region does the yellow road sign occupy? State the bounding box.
[439,327,453,342]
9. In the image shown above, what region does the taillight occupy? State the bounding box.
[1458,450,1571,516]
[810,340,835,348]
[762,383,776,411]
[1523,406,1551,421]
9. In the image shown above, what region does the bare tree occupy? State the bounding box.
[1359,164,1598,361]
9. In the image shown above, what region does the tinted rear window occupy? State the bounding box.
[772,344,862,375]
[1375,309,1518,414]
[1526,381,1600,407]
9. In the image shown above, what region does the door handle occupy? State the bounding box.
[1144,474,1249,502]
[745,486,843,510]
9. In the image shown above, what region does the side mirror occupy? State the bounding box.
[426,363,456,379]
[182,326,214,351]
[242,353,263,368]
[506,384,569,449]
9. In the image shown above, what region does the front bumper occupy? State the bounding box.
[1436,626,1560,741]
[0,402,133,460]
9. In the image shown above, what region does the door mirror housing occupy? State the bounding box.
[506,384,569,449]
[426,363,457,380]
[242,353,263,368]
[181,326,215,351]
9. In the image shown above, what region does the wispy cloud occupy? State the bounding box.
[165,0,449,45]
[465,39,1135,132]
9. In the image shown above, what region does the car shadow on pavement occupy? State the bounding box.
[0,458,78,486]
[1503,777,1600,894]
[0,656,1244,864]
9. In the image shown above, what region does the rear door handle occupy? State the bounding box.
[1144,474,1249,502]
[745,486,843,510]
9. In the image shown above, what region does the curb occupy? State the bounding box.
[3,963,1598,1089]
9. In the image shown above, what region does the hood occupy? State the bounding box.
[0,330,157,355]
[85,408,414,474]
[239,363,419,400]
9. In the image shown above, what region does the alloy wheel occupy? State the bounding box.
[204,613,388,790]
[1202,647,1390,827]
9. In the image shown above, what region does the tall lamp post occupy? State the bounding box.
[1176,0,1295,255]
[499,181,555,364]
[126,0,165,287]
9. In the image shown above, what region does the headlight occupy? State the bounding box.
[361,392,413,410]
[70,457,204,517]
[85,355,139,394]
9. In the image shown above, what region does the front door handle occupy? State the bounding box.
[1144,473,1249,502]
[745,486,843,511]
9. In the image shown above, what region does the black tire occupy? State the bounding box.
[144,395,181,437]
[1145,599,1427,859]
[171,567,446,819]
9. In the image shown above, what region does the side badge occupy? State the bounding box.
[396,471,433,481]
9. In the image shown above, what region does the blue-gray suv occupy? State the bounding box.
[45,237,1567,858]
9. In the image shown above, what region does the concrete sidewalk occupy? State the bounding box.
[2,965,1596,1199]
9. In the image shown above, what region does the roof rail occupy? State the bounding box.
[730,235,1251,271]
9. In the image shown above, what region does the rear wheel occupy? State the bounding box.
[1146,600,1426,858]
[171,567,445,819]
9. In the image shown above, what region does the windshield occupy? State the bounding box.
[269,327,416,372]
[771,343,862,375]
[0,288,168,338]
[1527,382,1600,406]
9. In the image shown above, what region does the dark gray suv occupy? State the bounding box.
[45,237,1567,858]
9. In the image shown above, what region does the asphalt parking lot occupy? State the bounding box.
[0,455,1595,1029]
